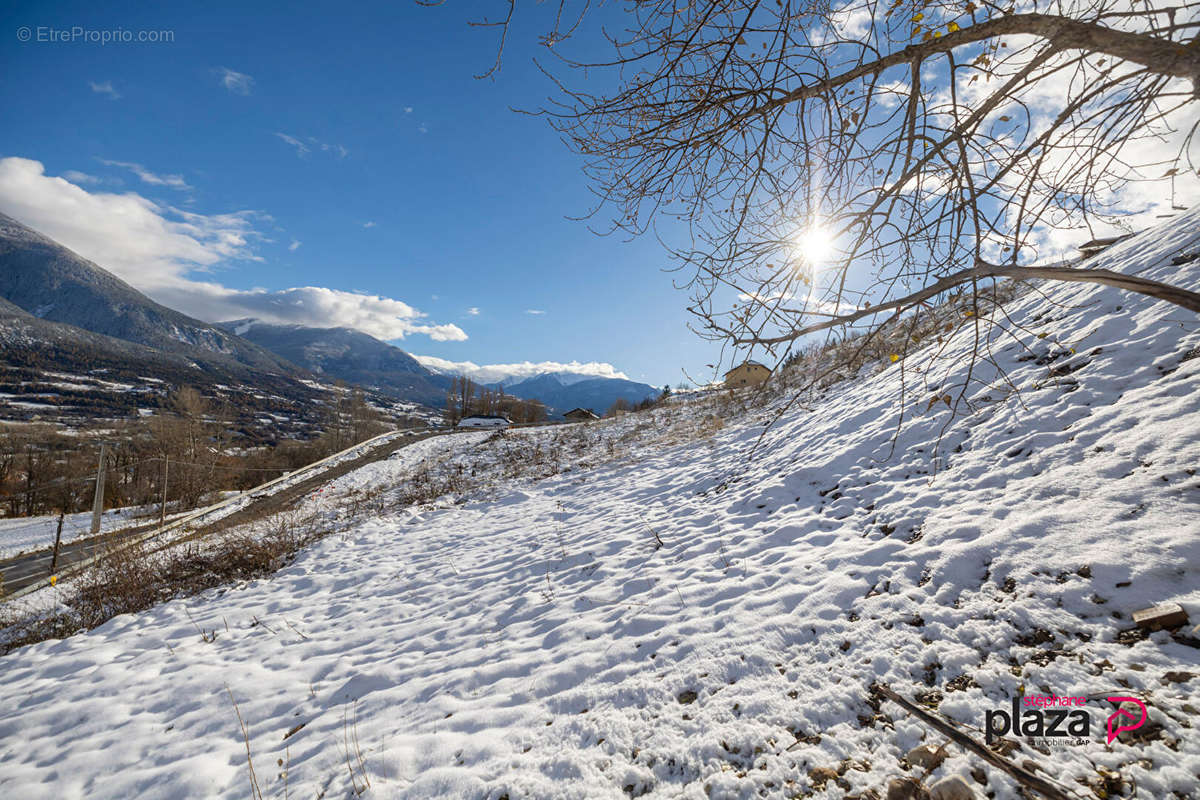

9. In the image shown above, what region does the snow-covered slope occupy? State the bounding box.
[1,212,1199,799]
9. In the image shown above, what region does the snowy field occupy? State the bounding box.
[1,212,1199,798]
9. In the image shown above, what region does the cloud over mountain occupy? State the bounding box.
[413,355,629,385]
[0,157,466,342]
[162,284,467,341]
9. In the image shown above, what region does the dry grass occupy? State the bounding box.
[0,513,324,655]
[227,686,265,800]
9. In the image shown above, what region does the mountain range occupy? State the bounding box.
[216,319,451,407]
[0,212,659,420]
[221,319,660,415]
[0,212,330,437]
[496,373,660,414]
[0,213,296,376]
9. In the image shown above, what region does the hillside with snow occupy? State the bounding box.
[1,211,1198,798]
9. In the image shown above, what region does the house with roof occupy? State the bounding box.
[562,407,599,422]
[723,361,771,389]
[1078,234,1133,260]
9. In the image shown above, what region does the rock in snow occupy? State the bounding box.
[887,776,930,800]
[1131,602,1189,631]
[905,743,947,770]
[928,775,976,800]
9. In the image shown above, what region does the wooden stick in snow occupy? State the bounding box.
[870,683,1081,800]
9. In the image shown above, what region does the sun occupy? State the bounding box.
[794,224,836,268]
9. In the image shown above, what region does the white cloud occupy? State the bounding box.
[62,170,100,185]
[89,80,120,99]
[414,355,630,385]
[288,239,301,251]
[1,158,245,279]
[274,133,348,159]
[466,307,480,315]
[362,221,376,229]
[525,309,546,315]
[830,3,872,38]
[154,283,468,341]
[418,124,428,134]
[217,67,254,95]
[404,107,413,113]
[0,157,467,342]
[274,132,310,157]
[933,39,1200,262]
[98,159,191,190]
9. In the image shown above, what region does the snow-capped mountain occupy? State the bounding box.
[0,211,655,417]
[500,372,660,414]
[0,213,345,432]
[415,356,660,414]
[213,324,660,414]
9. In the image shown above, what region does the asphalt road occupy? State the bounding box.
[0,430,441,598]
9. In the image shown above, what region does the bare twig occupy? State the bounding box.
[226,685,264,800]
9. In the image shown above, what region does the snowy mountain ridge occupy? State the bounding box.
[215,317,449,406]
[414,355,632,387]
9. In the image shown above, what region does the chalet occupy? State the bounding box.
[1078,234,1132,261]
[562,408,599,422]
[457,414,511,429]
[724,361,771,389]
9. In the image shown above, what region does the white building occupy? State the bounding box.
[457,414,512,429]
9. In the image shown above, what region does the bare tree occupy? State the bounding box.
[445,376,480,425]
[605,397,633,417]
[461,0,1200,374]
[348,389,384,443]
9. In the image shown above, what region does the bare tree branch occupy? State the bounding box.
[730,261,1200,345]
[457,0,1200,395]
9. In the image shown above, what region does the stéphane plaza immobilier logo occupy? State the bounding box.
[985,693,1147,748]
[984,695,1152,753]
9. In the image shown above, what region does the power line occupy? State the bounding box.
[0,472,100,502]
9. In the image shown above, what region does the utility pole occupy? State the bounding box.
[159,456,169,529]
[89,443,108,536]
[50,508,65,574]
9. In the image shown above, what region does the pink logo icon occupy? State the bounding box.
[1105,697,1147,744]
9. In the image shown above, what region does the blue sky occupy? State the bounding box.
[0,1,715,388]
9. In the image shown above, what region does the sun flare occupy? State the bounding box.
[795,224,836,268]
